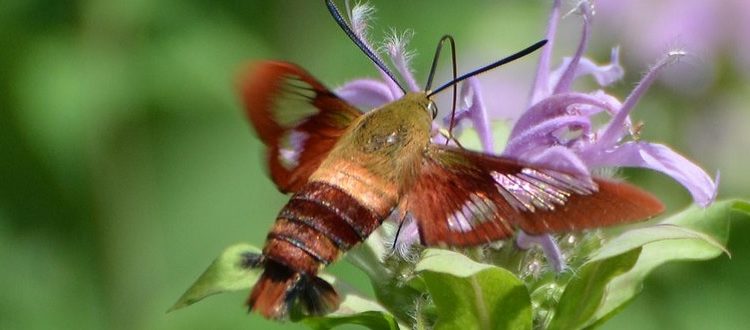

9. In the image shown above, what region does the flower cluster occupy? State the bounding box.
[334,0,717,270]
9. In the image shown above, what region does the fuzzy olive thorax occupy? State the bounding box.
[317,92,434,189]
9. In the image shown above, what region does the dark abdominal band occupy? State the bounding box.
[262,181,383,275]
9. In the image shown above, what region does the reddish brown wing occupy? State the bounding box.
[404,145,664,247]
[239,61,361,193]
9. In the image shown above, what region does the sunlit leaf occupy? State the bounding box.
[416,249,532,330]
[591,224,728,262]
[302,310,400,330]
[171,242,398,329]
[346,225,424,323]
[169,243,261,311]
[547,248,641,330]
[584,199,750,328]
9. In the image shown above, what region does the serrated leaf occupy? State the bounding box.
[584,199,750,328]
[169,243,261,311]
[416,249,532,330]
[548,248,641,330]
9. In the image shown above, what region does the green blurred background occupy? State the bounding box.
[1,1,748,329]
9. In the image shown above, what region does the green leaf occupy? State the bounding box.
[302,311,400,330]
[416,249,532,330]
[371,277,424,325]
[591,224,728,262]
[547,248,641,330]
[585,199,750,328]
[169,243,262,311]
[171,243,400,329]
[345,225,424,324]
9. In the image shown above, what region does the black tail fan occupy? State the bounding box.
[299,275,341,315]
[247,260,340,319]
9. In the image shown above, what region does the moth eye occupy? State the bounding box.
[427,101,438,119]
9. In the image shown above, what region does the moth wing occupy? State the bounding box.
[238,61,361,193]
[403,145,664,247]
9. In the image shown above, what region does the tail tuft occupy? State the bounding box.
[299,275,340,315]
[247,260,340,319]
[247,261,300,319]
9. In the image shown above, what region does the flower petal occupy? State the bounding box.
[529,145,591,177]
[349,2,404,98]
[529,0,562,104]
[504,115,591,157]
[552,2,592,94]
[510,92,614,140]
[582,142,717,206]
[596,50,686,149]
[336,79,396,110]
[461,78,494,153]
[548,48,624,90]
[392,215,420,260]
[383,29,420,92]
[516,231,566,272]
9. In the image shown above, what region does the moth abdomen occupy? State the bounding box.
[248,181,386,318]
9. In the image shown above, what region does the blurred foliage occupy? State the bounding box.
[0,1,748,330]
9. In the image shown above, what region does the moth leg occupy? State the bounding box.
[515,231,566,273]
[388,211,419,260]
[390,213,408,254]
[435,127,466,149]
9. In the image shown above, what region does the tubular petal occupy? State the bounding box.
[336,79,396,110]
[582,142,717,207]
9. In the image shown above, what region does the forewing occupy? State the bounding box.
[238,61,361,193]
[404,145,664,247]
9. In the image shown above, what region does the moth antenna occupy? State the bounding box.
[326,0,407,93]
[428,39,548,97]
[424,35,457,92]
[423,35,460,146]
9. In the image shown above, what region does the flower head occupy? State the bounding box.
[334,1,717,260]
[505,1,717,207]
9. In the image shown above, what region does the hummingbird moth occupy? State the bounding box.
[237,0,664,319]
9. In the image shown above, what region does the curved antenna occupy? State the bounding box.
[423,35,460,145]
[428,39,548,97]
[424,35,457,92]
[326,0,406,94]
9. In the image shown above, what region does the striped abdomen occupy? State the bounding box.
[265,180,388,273]
[248,179,395,319]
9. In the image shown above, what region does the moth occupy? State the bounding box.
[236,0,664,320]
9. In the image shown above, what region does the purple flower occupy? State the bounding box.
[334,1,717,264]
[504,1,717,207]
